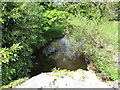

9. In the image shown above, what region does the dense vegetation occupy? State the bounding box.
[0,2,119,86]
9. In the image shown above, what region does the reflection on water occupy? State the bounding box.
[31,36,87,76]
[43,36,87,70]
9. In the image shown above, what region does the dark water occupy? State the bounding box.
[30,36,87,76]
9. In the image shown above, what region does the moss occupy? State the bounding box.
[51,67,74,78]
[0,77,29,89]
[51,68,89,81]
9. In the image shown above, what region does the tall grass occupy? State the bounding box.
[67,14,118,81]
[96,21,118,80]
[98,21,118,45]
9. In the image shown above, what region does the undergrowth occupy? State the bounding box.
[67,14,118,81]
[0,77,28,89]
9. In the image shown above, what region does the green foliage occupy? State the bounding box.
[92,21,118,80]
[67,14,103,55]
[67,10,118,80]
[0,77,28,88]
[68,3,118,80]
[52,67,73,78]
[98,21,118,44]
[0,44,31,85]
[42,9,69,40]
[2,2,44,85]
[52,67,71,74]
[3,2,46,49]
[52,68,89,81]
[0,43,22,63]
[1,2,68,85]
[1,2,118,86]
[65,2,116,20]
[44,9,69,25]
[93,51,118,80]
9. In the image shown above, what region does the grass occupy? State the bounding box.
[67,15,119,81]
[99,21,118,45]
[94,21,118,81]
[51,68,89,81]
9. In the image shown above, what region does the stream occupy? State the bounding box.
[30,36,87,76]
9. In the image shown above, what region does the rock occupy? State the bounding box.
[16,70,114,88]
[106,79,120,89]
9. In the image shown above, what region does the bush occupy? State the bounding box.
[0,43,31,85]
[2,2,45,85]
[2,2,44,85]
[1,2,118,85]
[67,14,118,80]
[0,77,28,88]
[1,2,68,85]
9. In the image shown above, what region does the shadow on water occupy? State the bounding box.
[30,36,87,77]
[30,49,57,77]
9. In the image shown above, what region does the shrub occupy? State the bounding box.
[1,2,68,85]
[0,43,31,85]
[1,2,45,85]
[67,14,118,80]
[0,77,28,88]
